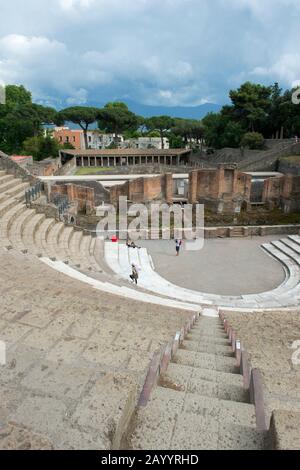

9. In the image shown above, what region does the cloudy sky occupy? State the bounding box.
[0,0,300,108]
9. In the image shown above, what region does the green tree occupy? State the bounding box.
[59,106,100,149]
[145,116,175,149]
[98,102,139,141]
[241,132,265,150]
[229,81,272,132]
[22,135,62,161]
[0,85,58,154]
[168,133,184,149]
[202,113,244,149]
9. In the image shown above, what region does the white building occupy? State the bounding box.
[122,136,169,150]
[86,131,124,150]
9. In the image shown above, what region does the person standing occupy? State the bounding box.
[175,239,182,256]
[130,264,139,284]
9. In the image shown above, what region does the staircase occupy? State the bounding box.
[129,315,265,450]
[229,226,246,238]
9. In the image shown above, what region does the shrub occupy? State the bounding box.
[241,132,265,150]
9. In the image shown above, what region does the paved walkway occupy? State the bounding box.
[139,236,285,296]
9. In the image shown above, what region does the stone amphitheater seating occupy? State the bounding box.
[0,246,191,449]
[0,170,299,449]
[0,172,199,311]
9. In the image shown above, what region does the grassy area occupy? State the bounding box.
[281,155,300,164]
[75,167,112,175]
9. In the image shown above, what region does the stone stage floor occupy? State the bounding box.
[139,236,286,296]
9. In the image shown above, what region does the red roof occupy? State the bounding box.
[11,155,33,161]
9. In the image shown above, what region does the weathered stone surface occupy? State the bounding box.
[0,424,53,450]
[0,247,185,449]
[269,410,300,450]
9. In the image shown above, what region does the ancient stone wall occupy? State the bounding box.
[263,175,300,213]
[28,159,60,177]
[189,164,252,213]
[51,183,95,213]
[110,174,173,205]
[0,151,37,183]
[278,159,300,176]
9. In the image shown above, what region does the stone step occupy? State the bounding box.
[163,363,244,387]
[0,193,23,217]
[92,237,106,273]
[0,178,23,195]
[44,222,66,260]
[288,234,300,246]
[187,330,228,341]
[186,332,231,346]
[22,213,46,255]
[130,386,260,450]
[34,218,56,255]
[68,230,84,267]
[192,325,226,334]
[173,349,239,373]
[160,363,247,402]
[8,208,36,251]
[271,240,300,265]
[195,316,223,328]
[170,413,264,450]
[181,340,233,356]
[198,316,222,323]
[280,238,300,256]
[183,391,256,426]
[5,182,29,199]
[0,175,14,186]
[87,236,102,271]
[78,235,98,271]
[58,226,74,260]
[191,322,225,330]
[194,317,223,325]
[0,203,27,240]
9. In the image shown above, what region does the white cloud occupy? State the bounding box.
[58,0,96,10]
[66,88,89,105]
[251,53,300,86]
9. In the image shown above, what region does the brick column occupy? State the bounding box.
[67,183,76,201]
[165,173,173,204]
[189,170,198,204]
[217,164,225,198]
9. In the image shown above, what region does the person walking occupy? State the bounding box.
[130,264,139,284]
[175,239,182,256]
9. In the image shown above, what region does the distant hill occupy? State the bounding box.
[71,99,222,120]
[123,100,222,119]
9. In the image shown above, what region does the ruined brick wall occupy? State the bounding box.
[28,160,60,177]
[195,170,219,200]
[51,183,95,213]
[262,177,282,207]
[235,173,252,200]
[281,175,300,213]
[109,174,173,205]
[189,165,252,212]
[263,175,300,212]
[110,182,130,205]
